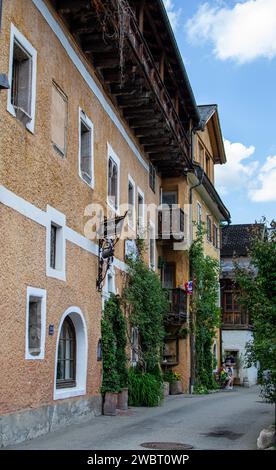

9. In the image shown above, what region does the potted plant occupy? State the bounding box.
[169,371,183,395]
[163,370,173,397]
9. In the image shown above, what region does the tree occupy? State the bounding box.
[235,220,276,425]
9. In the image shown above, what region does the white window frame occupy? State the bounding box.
[128,174,136,229]
[137,187,145,236]
[78,108,94,189]
[102,265,116,310]
[7,23,37,133]
[149,221,156,271]
[46,206,66,281]
[53,307,88,401]
[107,143,120,214]
[25,287,46,360]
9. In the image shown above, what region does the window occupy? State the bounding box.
[7,24,37,132]
[162,191,178,206]
[128,175,135,228]
[25,287,46,360]
[198,142,204,168]
[137,188,145,236]
[206,154,211,179]
[51,82,68,157]
[56,317,76,389]
[50,224,57,269]
[149,222,156,270]
[107,144,120,212]
[149,162,156,193]
[46,206,66,281]
[79,109,94,187]
[197,202,202,227]
[213,224,219,248]
[207,215,212,242]
[131,327,139,366]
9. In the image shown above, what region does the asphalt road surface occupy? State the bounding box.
[8,386,274,450]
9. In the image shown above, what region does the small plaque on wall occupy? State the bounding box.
[49,324,54,336]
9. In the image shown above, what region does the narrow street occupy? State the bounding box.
[9,386,274,450]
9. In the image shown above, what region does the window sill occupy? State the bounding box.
[80,174,94,190]
[47,266,66,282]
[7,103,35,134]
[54,387,86,401]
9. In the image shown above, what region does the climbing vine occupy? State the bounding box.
[123,253,168,375]
[101,294,128,394]
[190,226,220,392]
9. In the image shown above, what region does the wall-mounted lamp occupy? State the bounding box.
[96,211,128,292]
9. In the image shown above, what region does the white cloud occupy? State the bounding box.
[248,156,276,202]
[215,139,258,195]
[186,0,276,63]
[163,0,182,31]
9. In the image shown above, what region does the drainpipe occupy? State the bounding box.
[188,124,204,394]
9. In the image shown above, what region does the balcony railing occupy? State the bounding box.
[158,207,185,242]
[222,312,252,329]
[164,288,188,325]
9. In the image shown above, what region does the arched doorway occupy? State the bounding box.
[54,307,88,400]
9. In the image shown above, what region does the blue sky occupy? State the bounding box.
[163,0,276,224]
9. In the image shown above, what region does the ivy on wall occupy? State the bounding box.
[190,227,220,392]
[123,255,168,375]
[101,294,128,394]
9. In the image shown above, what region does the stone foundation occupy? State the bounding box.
[0,396,102,448]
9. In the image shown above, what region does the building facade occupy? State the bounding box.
[0,0,230,446]
[220,224,264,387]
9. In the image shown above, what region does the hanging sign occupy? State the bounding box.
[185,281,193,295]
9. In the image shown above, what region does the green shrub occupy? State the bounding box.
[128,367,163,407]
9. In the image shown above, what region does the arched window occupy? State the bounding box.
[56,317,76,389]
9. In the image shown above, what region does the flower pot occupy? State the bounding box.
[103,392,118,416]
[170,380,183,395]
[163,381,170,397]
[117,388,128,410]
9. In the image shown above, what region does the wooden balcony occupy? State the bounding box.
[50,0,198,176]
[158,207,185,242]
[164,288,188,326]
[222,312,252,330]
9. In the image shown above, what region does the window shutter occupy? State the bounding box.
[51,83,67,155]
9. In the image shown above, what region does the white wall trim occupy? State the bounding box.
[78,108,94,189]
[0,184,128,272]
[53,307,88,400]
[32,0,149,172]
[25,286,47,360]
[7,23,37,133]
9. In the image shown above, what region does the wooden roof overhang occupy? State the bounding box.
[49,0,200,177]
